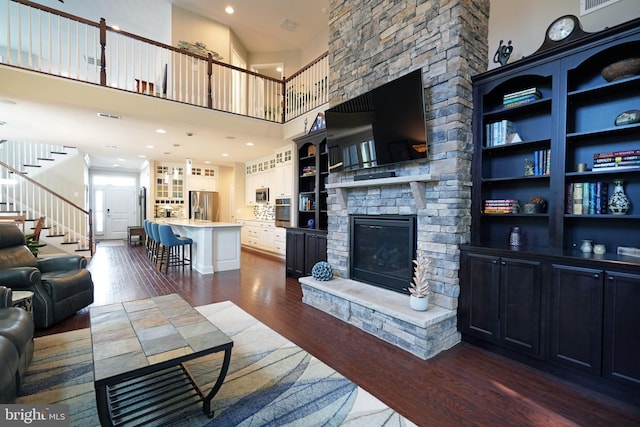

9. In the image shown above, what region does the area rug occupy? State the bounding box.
[17,301,414,426]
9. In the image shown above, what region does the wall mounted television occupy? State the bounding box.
[326,69,428,173]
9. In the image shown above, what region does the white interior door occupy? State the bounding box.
[105,187,136,239]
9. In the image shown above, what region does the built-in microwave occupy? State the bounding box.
[256,187,269,204]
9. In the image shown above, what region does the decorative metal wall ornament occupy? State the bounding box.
[493,40,513,66]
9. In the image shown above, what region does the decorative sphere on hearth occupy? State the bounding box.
[312,262,333,281]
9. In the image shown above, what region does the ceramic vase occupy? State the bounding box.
[580,240,593,253]
[608,179,631,214]
[409,295,429,311]
[509,226,522,247]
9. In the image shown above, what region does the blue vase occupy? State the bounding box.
[307,219,315,229]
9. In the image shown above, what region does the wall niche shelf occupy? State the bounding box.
[326,174,440,209]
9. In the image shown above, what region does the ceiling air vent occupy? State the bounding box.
[580,0,620,15]
[97,112,121,120]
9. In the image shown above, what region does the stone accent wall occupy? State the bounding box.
[326,0,489,310]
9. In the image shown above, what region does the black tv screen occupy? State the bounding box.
[326,69,427,172]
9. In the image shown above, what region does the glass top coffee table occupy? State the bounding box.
[90,294,233,426]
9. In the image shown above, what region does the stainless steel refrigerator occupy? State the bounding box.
[189,191,220,221]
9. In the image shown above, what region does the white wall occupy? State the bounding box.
[488,0,639,70]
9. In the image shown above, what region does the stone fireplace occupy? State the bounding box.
[300,0,489,359]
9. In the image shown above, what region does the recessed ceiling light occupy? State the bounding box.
[113,164,120,167]
[145,145,154,149]
[156,129,166,134]
[225,6,234,14]
[276,66,283,73]
[138,155,147,158]
[221,153,229,157]
[204,160,211,164]
[246,142,254,146]
[117,158,125,161]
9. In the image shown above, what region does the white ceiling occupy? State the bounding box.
[0,0,329,172]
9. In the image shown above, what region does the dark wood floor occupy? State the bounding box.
[38,242,640,426]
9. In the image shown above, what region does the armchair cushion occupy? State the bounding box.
[38,255,87,272]
[0,224,94,329]
[0,308,34,375]
[0,336,19,403]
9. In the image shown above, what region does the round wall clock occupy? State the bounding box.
[533,15,589,55]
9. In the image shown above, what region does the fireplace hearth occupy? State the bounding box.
[350,215,416,294]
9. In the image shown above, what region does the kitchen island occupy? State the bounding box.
[161,219,242,274]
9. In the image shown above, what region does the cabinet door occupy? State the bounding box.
[459,252,500,342]
[549,264,603,375]
[500,257,542,356]
[304,232,327,275]
[603,271,640,388]
[286,230,305,277]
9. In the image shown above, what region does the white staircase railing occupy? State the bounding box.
[0,154,93,255]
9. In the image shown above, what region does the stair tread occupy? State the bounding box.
[23,164,42,167]
[37,157,55,161]
[50,151,68,155]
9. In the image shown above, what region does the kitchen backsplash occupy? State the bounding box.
[254,204,275,220]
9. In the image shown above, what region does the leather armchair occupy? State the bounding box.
[0,224,94,329]
[0,286,34,403]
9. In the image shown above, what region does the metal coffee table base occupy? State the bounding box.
[95,348,231,426]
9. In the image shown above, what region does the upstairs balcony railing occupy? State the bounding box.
[1,0,328,122]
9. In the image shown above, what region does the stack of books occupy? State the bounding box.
[301,165,316,176]
[484,199,518,214]
[593,149,640,170]
[485,119,515,147]
[503,87,542,108]
[566,182,609,215]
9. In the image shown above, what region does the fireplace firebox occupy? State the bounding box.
[349,215,416,294]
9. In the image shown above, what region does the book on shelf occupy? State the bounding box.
[593,149,640,159]
[592,160,640,170]
[485,120,515,147]
[503,87,542,108]
[483,199,518,214]
[529,149,551,176]
[566,182,608,215]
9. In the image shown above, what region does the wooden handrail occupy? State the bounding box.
[286,51,329,82]
[0,161,88,215]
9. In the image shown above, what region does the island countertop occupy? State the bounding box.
[155,219,242,274]
[162,218,242,228]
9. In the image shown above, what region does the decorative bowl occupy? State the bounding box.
[523,203,544,214]
[601,58,640,82]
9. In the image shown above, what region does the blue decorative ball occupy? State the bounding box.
[311,261,333,281]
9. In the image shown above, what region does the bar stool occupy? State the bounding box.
[158,224,192,273]
[143,220,153,259]
[150,222,163,266]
